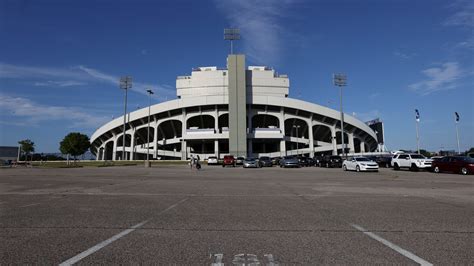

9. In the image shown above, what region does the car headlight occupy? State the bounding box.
[360,163,366,166]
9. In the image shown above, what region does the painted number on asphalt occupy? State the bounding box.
[211,253,278,266]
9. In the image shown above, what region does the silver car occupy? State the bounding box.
[243,158,262,168]
[279,156,300,168]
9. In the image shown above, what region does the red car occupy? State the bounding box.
[431,156,474,175]
[222,155,236,167]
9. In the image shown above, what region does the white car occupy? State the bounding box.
[207,156,218,165]
[342,157,379,172]
[391,153,432,171]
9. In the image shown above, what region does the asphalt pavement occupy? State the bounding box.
[0,165,472,265]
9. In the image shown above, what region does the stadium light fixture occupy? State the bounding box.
[224,28,240,54]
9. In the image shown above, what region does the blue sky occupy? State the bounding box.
[1,0,473,153]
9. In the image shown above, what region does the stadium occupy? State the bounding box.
[90,55,380,161]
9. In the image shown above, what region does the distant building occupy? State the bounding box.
[91,55,379,161]
[0,146,19,162]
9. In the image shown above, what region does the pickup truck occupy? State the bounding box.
[391,153,432,171]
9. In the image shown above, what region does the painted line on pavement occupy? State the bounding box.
[351,224,433,266]
[59,197,189,265]
[20,203,41,208]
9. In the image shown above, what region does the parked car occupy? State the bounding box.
[236,156,245,165]
[320,155,343,168]
[279,156,300,168]
[431,156,474,175]
[222,155,236,167]
[297,156,312,167]
[243,157,262,168]
[313,156,323,167]
[207,156,218,165]
[391,153,432,171]
[342,157,379,172]
[258,156,273,167]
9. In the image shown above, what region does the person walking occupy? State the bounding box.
[196,155,201,170]
[190,154,195,169]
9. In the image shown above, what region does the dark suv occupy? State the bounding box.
[320,155,343,168]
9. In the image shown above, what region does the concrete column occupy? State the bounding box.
[214,140,219,158]
[112,134,118,161]
[331,126,337,155]
[130,129,135,161]
[228,54,247,157]
[360,140,366,153]
[181,108,187,160]
[348,132,355,154]
[279,107,286,157]
[308,117,314,158]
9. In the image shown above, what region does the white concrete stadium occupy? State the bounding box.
[91,55,378,161]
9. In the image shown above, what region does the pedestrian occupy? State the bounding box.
[196,155,201,170]
[190,154,195,169]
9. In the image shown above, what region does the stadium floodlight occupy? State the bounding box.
[333,73,347,158]
[224,28,240,54]
[145,89,154,167]
[120,76,132,161]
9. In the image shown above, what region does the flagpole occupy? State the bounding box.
[416,119,420,154]
[455,122,460,154]
[415,109,420,154]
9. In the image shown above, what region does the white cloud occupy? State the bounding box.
[0,62,175,100]
[409,62,463,95]
[34,80,87,87]
[214,0,301,65]
[444,0,474,28]
[393,51,416,60]
[0,93,110,128]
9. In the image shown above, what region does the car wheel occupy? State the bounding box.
[222,164,225,168]
[410,164,418,171]
[461,167,468,175]
[434,166,440,173]
[393,163,399,170]
[356,165,360,172]
[343,165,347,171]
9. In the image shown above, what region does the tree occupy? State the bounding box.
[59,133,90,163]
[18,139,35,162]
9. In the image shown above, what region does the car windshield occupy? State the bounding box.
[260,157,270,160]
[355,157,371,161]
[411,155,425,159]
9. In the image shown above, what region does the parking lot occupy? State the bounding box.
[0,165,472,265]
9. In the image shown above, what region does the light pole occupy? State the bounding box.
[293,124,300,156]
[455,112,460,154]
[415,109,420,154]
[224,28,240,54]
[333,73,347,158]
[145,89,154,167]
[120,76,132,161]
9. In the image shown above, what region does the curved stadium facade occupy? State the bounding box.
[91,55,379,161]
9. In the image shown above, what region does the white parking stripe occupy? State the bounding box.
[351,224,433,266]
[60,198,189,265]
